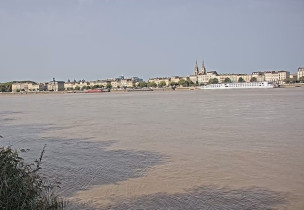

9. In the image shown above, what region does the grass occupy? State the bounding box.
[0,144,66,210]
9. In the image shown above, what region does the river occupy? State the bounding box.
[0,88,303,209]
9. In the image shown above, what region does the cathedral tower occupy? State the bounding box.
[194,60,199,76]
[201,59,206,75]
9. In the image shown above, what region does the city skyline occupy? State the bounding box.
[0,0,303,82]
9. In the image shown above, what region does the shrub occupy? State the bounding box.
[0,145,65,210]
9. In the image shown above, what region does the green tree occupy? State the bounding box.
[132,81,136,88]
[178,79,189,87]
[250,77,257,82]
[208,78,219,84]
[137,81,148,88]
[93,85,100,89]
[74,86,80,90]
[188,80,194,86]
[283,78,295,84]
[224,77,232,83]
[299,76,304,82]
[147,82,157,88]
[158,81,167,88]
[238,77,245,83]
[0,86,6,92]
[81,86,87,91]
[169,82,178,87]
[106,84,112,89]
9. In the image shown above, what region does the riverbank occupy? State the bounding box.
[0,85,303,96]
[280,83,304,88]
[0,87,190,96]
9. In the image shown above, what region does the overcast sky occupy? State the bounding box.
[0,0,303,82]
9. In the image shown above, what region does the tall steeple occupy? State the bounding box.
[194,60,199,76]
[201,59,206,75]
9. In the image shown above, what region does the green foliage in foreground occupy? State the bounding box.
[0,145,65,210]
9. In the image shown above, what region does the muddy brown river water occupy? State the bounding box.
[1,88,303,209]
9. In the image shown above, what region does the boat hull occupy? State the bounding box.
[198,82,275,90]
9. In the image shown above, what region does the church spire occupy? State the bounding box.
[194,60,199,76]
[201,59,206,75]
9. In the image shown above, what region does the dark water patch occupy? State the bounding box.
[1,117,15,121]
[40,138,164,197]
[0,111,23,115]
[0,124,165,197]
[106,186,286,210]
[0,111,23,123]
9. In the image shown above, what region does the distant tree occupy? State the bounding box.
[284,78,294,84]
[132,81,136,88]
[299,76,304,83]
[74,86,80,90]
[250,77,257,82]
[137,81,148,88]
[81,86,87,91]
[147,82,157,88]
[158,81,167,88]
[169,82,178,87]
[208,78,219,84]
[0,82,13,92]
[93,85,100,89]
[106,84,112,89]
[178,79,189,87]
[224,77,232,83]
[238,77,245,83]
[0,86,6,92]
[188,80,194,86]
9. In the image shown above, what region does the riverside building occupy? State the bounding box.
[12,82,45,92]
[189,60,291,85]
[298,67,304,79]
[47,79,65,91]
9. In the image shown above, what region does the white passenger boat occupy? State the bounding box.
[198,82,275,89]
